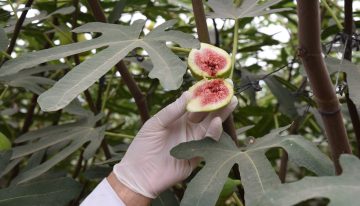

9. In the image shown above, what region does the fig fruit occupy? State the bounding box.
[188,43,231,79]
[186,79,234,112]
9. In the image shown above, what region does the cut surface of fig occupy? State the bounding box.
[188,43,231,79]
[187,79,234,112]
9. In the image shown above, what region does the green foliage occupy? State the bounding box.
[255,155,360,206]
[325,57,360,107]
[171,127,334,206]
[0,28,8,51]
[9,107,105,184]
[0,177,82,206]
[207,0,292,20]
[0,64,67,94]
[0,132,11,151]
[0,20,199,111]
[0,0,358,205]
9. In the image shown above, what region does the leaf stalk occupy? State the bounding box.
[321,0,344,30]
[230,19,239,79]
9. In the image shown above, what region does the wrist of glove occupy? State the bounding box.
[113,91,238,198]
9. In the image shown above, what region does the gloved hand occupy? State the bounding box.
[113,91,238,198]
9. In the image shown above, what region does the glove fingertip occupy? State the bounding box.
[206,117,223,141]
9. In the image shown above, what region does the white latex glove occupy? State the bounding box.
[113,91,238,198]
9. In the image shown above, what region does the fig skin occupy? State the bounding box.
[188,43,231,80]
[186,79,234,112]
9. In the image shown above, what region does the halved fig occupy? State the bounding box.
[188,43,231,79]
[187,79,234,112]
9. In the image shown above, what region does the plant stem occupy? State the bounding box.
[273,113,279,128]
[343,0,360,157]
[1,51,12,59]
[105,132,134,139]
[21,94,38,134]
[101,68,116,111]
[232,192,244,206]
[278,78,307,183]
[321,0,344,30]
[230,19,239,79]
[46,20,73,42]
[170,46,191,53]
[5,0,34,58]
[297,0,352,174]
[0,86,9,100]
[6,0,18,20]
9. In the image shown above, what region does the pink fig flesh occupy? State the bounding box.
[193,79,230,106]
[194,48,228,77]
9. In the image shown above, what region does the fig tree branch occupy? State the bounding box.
[191,0,210,44]
[279,78,308,183]
[296,0,351,174]
[343,0,360,157]
[6,0,34,58]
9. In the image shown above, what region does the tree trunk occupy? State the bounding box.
[296,0,352,174]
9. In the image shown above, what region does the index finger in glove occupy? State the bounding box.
[200,96,238,127]
[153,91,191,127]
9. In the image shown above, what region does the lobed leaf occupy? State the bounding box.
[265,76,298,118]
[207,0,291,20]
[0,20,199,111]
[0,64,68,95]
[255,155,360,206]
[0,27,8,51]
[0,177,81,206]
[325,57,360,108]
[10,112,105,183]
[171,127,333,206]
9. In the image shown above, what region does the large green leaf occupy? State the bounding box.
[0,150,11,172]
[325,57,360,107]
[151,190,180,206]
[0,20,199,111]
[108,0,128,23]
[265,76,298,118]
[0,64,67,95]
[11,112,105,184]
[255,154,360,206]
[0,177,81,206]
[0,27,8,51]
[207,0,291,20]
[171,127,334,206]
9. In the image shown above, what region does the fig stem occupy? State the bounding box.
[0,85,8,100]
[321,0,343,30]
[105,132,134,139]
[230,19,239,79]
[170,46,191,53]
[101,68,116,112]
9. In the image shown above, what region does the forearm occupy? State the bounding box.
[107,172,152,206]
